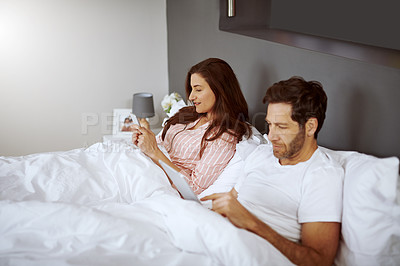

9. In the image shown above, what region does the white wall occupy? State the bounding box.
[0,0,168,156]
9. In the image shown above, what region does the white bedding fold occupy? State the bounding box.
[0,142,291,265]
[0,200,214,266]
[0,142,178,204]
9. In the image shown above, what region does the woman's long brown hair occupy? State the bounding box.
[161,58,251,157]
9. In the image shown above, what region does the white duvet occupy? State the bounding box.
[0,141,291,266]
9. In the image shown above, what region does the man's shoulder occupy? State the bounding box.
[308,147,345,179]
[248,143,274,157]
[315,147,344,168]
[244,143,275,165]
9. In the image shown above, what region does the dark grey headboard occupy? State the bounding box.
[167,0,400,159]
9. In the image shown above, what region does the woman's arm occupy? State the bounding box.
[132,123,236,194]
[184,134,236,194]
[132,124,182,184]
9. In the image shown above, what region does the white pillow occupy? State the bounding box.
[199,127,263,198]
[320,147,400,265]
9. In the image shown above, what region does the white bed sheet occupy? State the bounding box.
[0,141,292,266]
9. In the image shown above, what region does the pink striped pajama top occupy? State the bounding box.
[157,119,237,194]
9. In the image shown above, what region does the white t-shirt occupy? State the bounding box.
[235,144,344,242]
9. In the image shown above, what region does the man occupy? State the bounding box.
[202,76,344,266]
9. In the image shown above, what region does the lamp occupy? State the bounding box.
[132,92,155,118]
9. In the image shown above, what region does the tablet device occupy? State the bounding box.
[159,160,201,203]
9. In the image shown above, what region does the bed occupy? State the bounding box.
[0,132,399,266]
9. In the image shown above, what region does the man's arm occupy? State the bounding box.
[201,189,340,266]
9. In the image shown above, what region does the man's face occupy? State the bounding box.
[266,103,305,161]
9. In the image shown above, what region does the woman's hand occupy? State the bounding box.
[131,118,150,146]
[131,122,181,177]
[133,126,161,160]
[139,118,150,130]
[131,124,141,146]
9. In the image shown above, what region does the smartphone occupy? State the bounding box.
[130,113,141,127]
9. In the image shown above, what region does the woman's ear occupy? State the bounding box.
[306,118,318,137]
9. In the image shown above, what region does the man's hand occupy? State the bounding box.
[202,189,340,266]
[201,189,258,230]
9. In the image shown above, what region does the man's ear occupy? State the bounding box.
[306,118,318,137]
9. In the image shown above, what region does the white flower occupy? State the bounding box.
[167,99,186,117]
[161,92,183,114]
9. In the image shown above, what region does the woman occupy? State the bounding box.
[132,58,251,194]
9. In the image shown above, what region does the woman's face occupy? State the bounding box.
[189,73,216,116]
